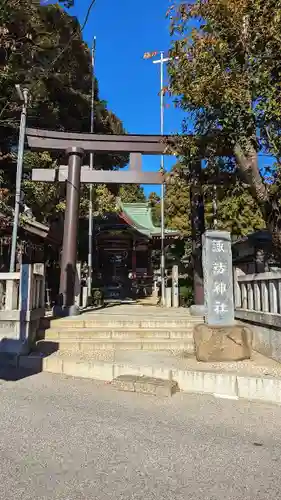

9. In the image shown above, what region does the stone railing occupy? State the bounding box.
[30,263,45,311]
[0,264,45,355]
[234,270,281,363]
[0,272,20,311]
[235,271,281,314]
[0,267,45,312]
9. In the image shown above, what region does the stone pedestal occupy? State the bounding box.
[194,323,253,362]
[190,304,206,317]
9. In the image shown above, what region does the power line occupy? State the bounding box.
[0,0,97,120]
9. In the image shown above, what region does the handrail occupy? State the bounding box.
[238,272,281,282]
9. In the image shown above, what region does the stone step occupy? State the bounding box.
[42,327,194,341]
[16,350,281,406]
[44,317,202,330]
[112,375,178,397]
[36,338,194,355]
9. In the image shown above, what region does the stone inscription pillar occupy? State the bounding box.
[202,230,234,326]
[58,147,84,316]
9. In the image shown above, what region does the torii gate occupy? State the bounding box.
[26,128,205,315]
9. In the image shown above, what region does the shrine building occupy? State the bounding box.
[91,202,179,301]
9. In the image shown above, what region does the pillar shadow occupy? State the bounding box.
[0,337,59,382]
[0,363,38,382]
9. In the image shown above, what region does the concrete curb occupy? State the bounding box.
[15,354,281,406]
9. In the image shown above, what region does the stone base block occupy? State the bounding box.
[189,304,206,317]
[112,375,136,392]
[194,324,253,362]
[112,375,178,397]
[53,305,81,318]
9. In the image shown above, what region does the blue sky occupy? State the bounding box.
[58,0,275,192]
[67,0,183,195]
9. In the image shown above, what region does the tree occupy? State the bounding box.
[119,184,146,204]
[0,1,128,224]
[204,179,264,236]
[165,168,191,236]
[168,0,281,252]
[148,192,161,226]
[148,162,264,275]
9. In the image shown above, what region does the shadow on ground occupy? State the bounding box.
[0,365,39,382]
[0,337,53,382]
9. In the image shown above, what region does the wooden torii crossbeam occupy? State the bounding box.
[26,128,173,154]
[32,153,164,185]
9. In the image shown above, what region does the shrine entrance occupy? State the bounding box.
[92,203,179,302]
[26,128,204,316]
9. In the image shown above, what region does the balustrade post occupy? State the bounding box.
[253,281,261,311]
[241,283,247,309]
[19,264,33,311]
[33,263,45,309]
[261,281,269,312]
[5,280,18,310]
[166,287,172,308]
[269,280,278,313]
[278,278,281,314]
[75,262,82,307]
[247,282,254,310]
[19,264,33,343]
[233,266,243,308]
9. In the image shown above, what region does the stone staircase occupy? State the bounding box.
[36,308,202,356]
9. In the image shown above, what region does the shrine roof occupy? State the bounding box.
[119,202,179,239]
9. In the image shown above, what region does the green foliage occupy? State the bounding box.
[206,187,264,236]
[148,192,161,226]
[148,159,264,270]
[168,0,281,249]
[179,285,193,308]
[150,166,265,239]
[0,0,129,224]
[119,184,146,203]
[165,167,191,236]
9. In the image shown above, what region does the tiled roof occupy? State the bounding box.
[119,202,179,239]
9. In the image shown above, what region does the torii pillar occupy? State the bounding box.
[55,147,84,316]
[189,160,205,316]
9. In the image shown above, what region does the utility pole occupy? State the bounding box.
[88,36,96,296]
[213,184,218,229]
[159,52,166,306]
[10,86,29,272]
[145,51,171,306]
[144,51,180,305]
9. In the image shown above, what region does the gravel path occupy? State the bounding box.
[0,369,281,499]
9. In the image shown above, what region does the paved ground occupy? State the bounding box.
[55,303,194,320]
[0,369,281,499]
